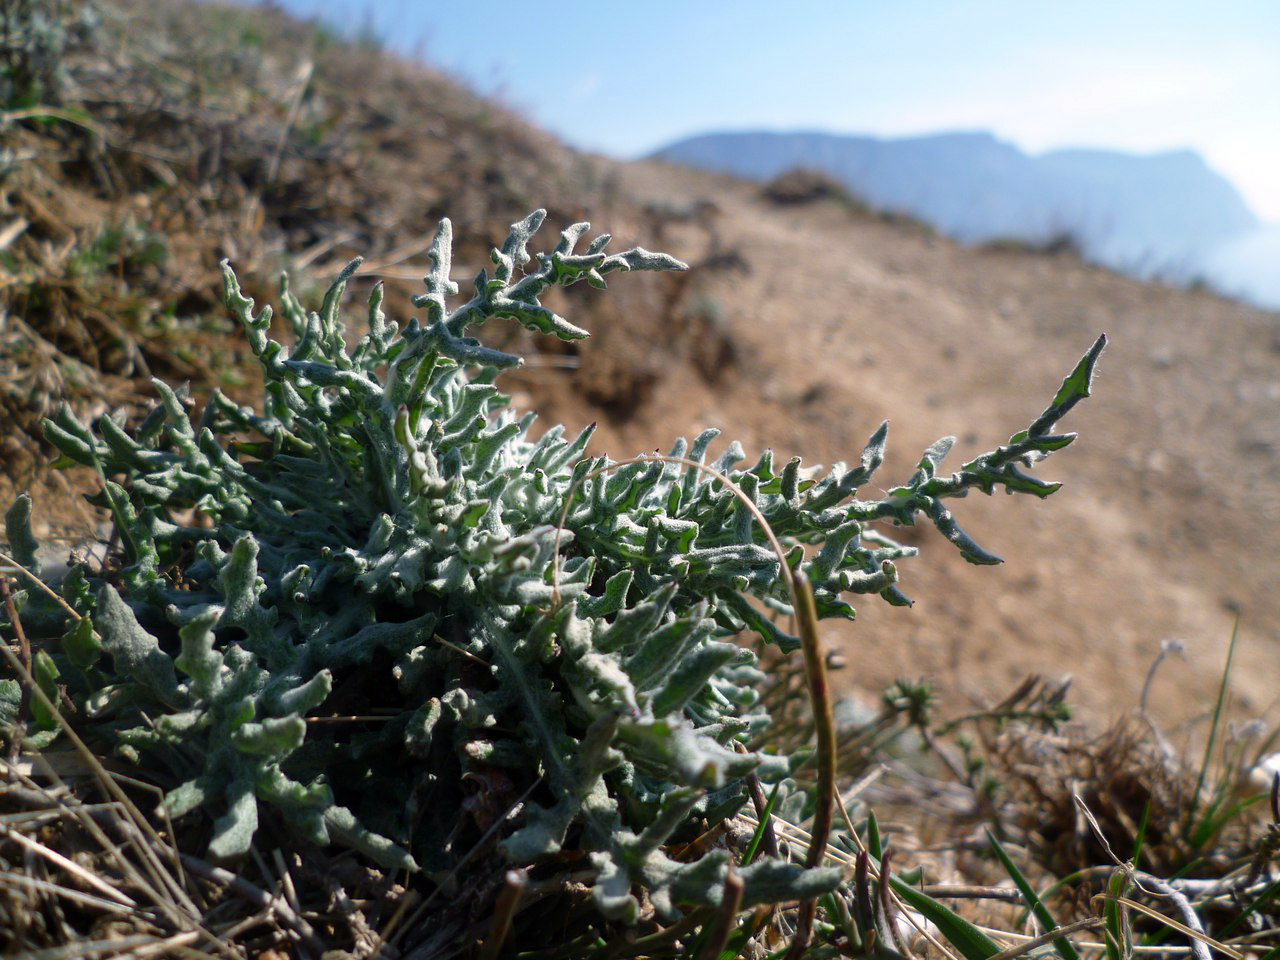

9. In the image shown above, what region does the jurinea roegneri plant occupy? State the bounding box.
[2,210,1104,921]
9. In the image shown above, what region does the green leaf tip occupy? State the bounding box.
[1034,333,1107,435]
[3,494,41,577]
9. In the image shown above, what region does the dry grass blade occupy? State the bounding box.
[115,930,209,959]
[1074,793,1125,867]
[176,854,324,955]
[697,870,745,960]
[839,764,886,811]
[385,777,544,952]
[0,823,137,907]
[784,571,838,960]
[0,587,239,958]
[266,58,315,184]
[349,231,443,275]
[0,551,85,622]
[921,885,1027,903]
[478,869,528,960]
[1,575,33,762]
[1105,895,1236,960]
[13,934,186,960]
[270,848,303,922]
[0,870,139,914]
[0,217,29,251]
[986,918,1103,960]
[372,887,421,954]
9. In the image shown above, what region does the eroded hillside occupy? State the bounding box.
[5,0,1277,726]
[553,162,1280,723]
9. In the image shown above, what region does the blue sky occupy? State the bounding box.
[275,0,1280,221]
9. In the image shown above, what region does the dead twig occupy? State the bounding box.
[478,869,527,960]
[178,853,325,955]
[1,575,33,764]
[0,822,138,907]
[987,918,1103,960]
[784,571,838,960]
[697,870,745,960]
[265,59,314,185]
[920,884,1026,902]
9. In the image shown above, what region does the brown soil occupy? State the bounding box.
[535,162,1280,726]
[5,0,1278,729]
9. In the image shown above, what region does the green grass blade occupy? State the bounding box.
[716,929,753,960]
[1166,857,1204,882]
[987,831,1081,960]
[1217,876,1280,939]
[741,781,781,866]
[1103,870,1128,960]
[890,876,1001,960]
[820,891,858,953]
[1026,865,1122,926]
[1131,799,1150,866]
[1191,792,1265,849]
[866,808,882,859]
[1186,619,1239,841]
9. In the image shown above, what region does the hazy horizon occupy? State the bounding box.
[273,0,1280,225]
[265,0,1278,308]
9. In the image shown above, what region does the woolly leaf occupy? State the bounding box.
[174,608,223,698]
[231,716,306,757]
[3,494,41,577]
[29,650,61,730]
[95,585,179,704]
[208,778,258,860]
[0,679,20,726]
[63,615,102,670]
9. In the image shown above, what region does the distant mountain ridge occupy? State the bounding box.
[652,130,1258,283]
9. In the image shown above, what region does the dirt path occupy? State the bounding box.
[539,161,1280,726]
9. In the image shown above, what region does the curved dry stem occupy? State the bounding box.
[0,550,84,622]
[785,571,836,960]
[550,454,841,954]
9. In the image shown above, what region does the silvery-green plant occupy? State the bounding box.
[0,0,90,108]
[3,210,1104,921]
